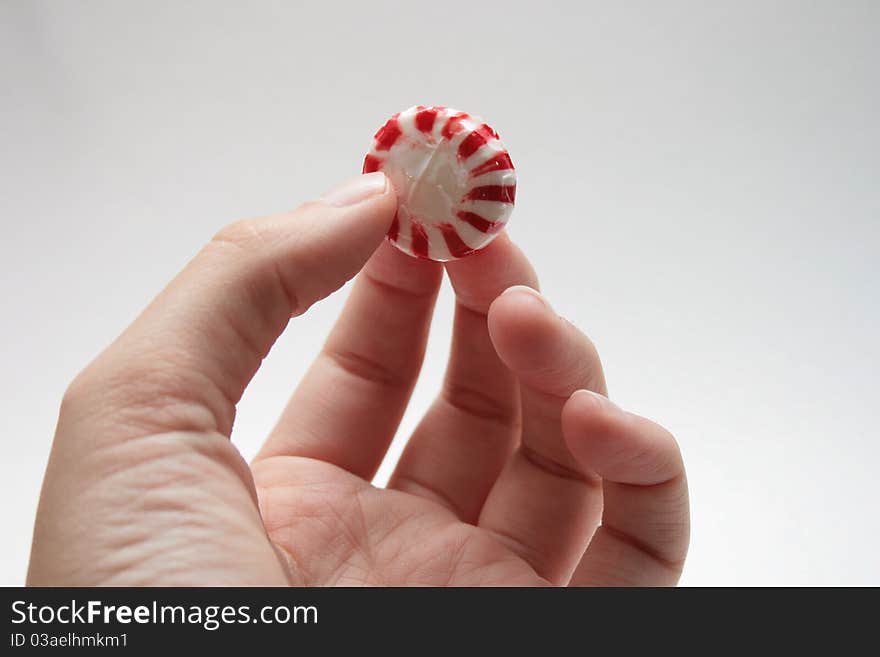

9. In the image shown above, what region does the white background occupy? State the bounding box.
[2,1,877,585]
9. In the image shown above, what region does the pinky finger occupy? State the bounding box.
[562,390,690,586]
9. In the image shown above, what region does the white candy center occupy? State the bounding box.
[392,138,467,228]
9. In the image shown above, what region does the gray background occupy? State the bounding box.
[1,1,877,585]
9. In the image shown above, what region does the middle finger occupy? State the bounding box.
[388,233,538,521]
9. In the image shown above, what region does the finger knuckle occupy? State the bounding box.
[60,366,99,415]
[210,218,265,253]
[576,330,603,379]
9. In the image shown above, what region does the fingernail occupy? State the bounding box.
[321,172,387,207]
[502,285,552,311]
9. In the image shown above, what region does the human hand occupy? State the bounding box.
[28,172,689,586]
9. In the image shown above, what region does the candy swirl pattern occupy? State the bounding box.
[363,105,516,261]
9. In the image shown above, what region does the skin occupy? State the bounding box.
[27,172,689,586]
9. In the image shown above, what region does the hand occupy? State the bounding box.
[28,172,689,586]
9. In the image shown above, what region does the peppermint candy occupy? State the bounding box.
[364,106,516,261]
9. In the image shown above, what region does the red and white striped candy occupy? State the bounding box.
[363,105,516,261]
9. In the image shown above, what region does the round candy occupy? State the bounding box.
[363,105,516,261]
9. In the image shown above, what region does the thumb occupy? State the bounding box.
[69,171,396,438]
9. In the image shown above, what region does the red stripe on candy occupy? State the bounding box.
[415,107,439,133]
[456,211,502,234]
[478,123,499,140]
[441,113,469,140]
[363,154,382,173]
[374,117,402,151]
[466,185,516,203]
[439,223,475,258]
[458,130,488,160]
[388,212,400,242]
[411,221,430,258]
[469,152,514,178]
